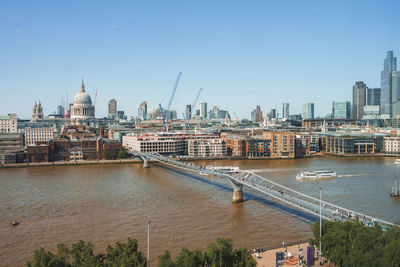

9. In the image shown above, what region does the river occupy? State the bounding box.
[1,156,399,266]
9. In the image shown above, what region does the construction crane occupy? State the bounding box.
[191,88,203,118]
[160,72,182,131]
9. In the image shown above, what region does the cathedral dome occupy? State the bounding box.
[70,79,95,121]
[73,81,92,105]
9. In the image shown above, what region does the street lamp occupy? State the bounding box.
[147,218,151,267]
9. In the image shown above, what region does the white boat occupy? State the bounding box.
[395,159,400,164]
[296,170,337,180]
[206,166,240,174]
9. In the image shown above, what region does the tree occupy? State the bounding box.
[310,220,400,267]
[117,150,127,159]
[157,238,256,267]
[102,150,111,160]
[104,238,146,266]
[158,251,176,267]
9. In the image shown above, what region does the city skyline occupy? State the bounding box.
[1,1,400,119]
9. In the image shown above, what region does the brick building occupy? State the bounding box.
[263,131,296,158]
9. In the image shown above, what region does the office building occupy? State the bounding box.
[185,104,192,120]
[200,102,207,119]
[251,105,263,123]
[320,133,377,155]
[24,127,57,147]
[138,101,147,121]
[352,81,367,120]
[282,103,289,119]
[363,88,381,119]
[0,113,17,134]
[302,103,314,119]
[108,99,117,115]
[56,105,64,117]
[270,109,277,119]
[381,51,397,118]
[392,71,400,119]
[332,101,351,119]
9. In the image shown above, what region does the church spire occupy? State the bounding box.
[81,78,85,93]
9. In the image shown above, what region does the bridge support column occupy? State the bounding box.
[232,188,243,203]
[143,159,150,168]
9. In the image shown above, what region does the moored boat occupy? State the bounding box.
[296,170,337,180]
[395,159,400,164]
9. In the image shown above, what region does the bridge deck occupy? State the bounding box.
[139,152,396,227]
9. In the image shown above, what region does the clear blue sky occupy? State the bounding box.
[1,0,399,119]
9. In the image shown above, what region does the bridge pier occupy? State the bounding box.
[143,159,150,168]
[232,188,244,203]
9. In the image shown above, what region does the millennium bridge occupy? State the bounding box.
[137,152,396,227]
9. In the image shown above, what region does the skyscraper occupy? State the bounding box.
[302,103,314,119]
[392,71,400,118]
[200,102,207,119]
[56,105,64,117]
[251,105,263,122]
[366,88,381,106]
[352,81,367,120]
[108,99,117,115]
[282,103,289,119]
[270,108,277,119]
[381,51,397,118]
[332,101,351,119]
[185,104,192,120]
[138,101,147,120]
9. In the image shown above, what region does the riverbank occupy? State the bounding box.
[1,152,399,169]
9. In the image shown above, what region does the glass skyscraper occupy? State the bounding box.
[366,88,381,106]
[200,102,207,119]
[282,103,289,119]
[332,101,351,119]
[302,103,314,119]
[392,71,400,118]
[381,51,397,118]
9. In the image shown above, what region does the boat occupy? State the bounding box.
[206,166,240,174]
[390,181,400,197]
[9,221,20,226]
[296,170,337,180]
[395,159,400,164]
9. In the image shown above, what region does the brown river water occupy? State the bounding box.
[1,156,400,266]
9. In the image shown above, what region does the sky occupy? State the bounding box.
[1,0,400,119]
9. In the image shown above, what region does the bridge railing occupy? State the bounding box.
[139,152,396,227]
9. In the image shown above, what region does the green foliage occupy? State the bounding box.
[117,150,127,159]
[28,237,256,267]
[102,150,111,160]
[27,238,146,267]
[310,220,400,267]
[158,251,176,267]
[157,238,256,267]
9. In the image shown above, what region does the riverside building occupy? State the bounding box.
[188,139,227,158]
[24,127,57,147]
[0,113,17,134]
